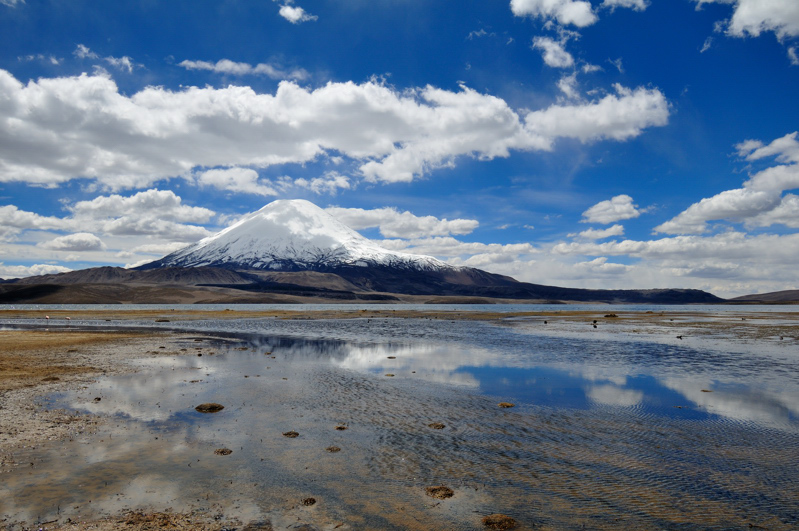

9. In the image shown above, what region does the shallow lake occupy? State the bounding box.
[2,314,798,529]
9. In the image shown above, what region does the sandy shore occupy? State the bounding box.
[1,308,797,530]
[0,330,187,449]
[0,329,257,530]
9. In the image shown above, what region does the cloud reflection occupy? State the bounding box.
[586,384,644,407]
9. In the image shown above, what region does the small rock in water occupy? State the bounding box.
[428,422,446,430]
[283,431,299,438]
[214,448,233,455]
[326,446,341,453]
[302,497,316,506]
[335,425,348,431]
[425,486,454,499]
[498,402,515,408]
[195,403,225,413]
[482,513,517,530]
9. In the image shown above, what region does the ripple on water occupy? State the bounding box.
[2,325,798,530]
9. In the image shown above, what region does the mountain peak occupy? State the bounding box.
[139,199,454,273]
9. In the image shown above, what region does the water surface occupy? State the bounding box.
[1,316,798,529]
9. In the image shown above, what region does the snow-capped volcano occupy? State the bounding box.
[124,199,724,304]
[140,199,454,272]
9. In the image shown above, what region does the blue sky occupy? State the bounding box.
[1,0,797,297]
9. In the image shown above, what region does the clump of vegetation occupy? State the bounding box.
[195,403,224,413]
[425,486,454,499]
[482,513,517,530]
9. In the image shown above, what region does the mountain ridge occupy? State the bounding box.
[1,199,726,304]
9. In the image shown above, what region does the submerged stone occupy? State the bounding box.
[195,403,224,413]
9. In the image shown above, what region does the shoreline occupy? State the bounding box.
[0,330,201,453]
[2,307,798,342]
[0,329,248,530]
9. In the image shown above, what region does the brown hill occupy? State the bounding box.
[730,290,799,304]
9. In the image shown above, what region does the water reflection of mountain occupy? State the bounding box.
[59,329,799,433]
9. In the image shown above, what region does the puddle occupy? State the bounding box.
[2,326,799,529]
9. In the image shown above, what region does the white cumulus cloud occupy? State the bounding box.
[570,224,625,240]
[532,36,575,68]
[326,207,479,239]
[695,0,799,39]
[278,4,317,24]
[510,0,598,27]
[295,172,351,195]
[68,189,214,224]
[747,194,799,228]
[0,263,71,279]
[656,132,799,234]
[0,205,75,235]
[655,188,781,234]
[523,84,670,145]
[602,0,649,12]
[0,190,218,274]
[581,194,642,224]
[0,70,670,191]
[194,168,278,197]
[38,232,106,251]
[738,131,799,166]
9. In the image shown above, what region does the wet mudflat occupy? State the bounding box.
[1,311,798,530]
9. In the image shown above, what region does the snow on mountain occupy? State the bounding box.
[142,199,455,272]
